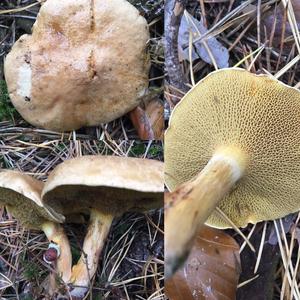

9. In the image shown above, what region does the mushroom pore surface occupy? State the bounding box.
[43,186,162,216]
[4,0,150,131]
[0,171,63,229]
[165,68,300,228]
[1,189,59,229]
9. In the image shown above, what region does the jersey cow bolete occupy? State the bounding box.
[4,0,149,131]
[165,68,300,277]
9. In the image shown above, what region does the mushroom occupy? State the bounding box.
[4,0,150,131]
[165,68,300,277]
[42,155,164,298]
[0,170,72,284]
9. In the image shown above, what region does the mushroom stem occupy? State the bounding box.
[70,209,114,299]
[42,222,72,283]
[165,147,246,278]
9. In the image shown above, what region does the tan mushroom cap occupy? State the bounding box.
[165,68,300,229]
[42,155,164,215]
[0,170,64,229]
[4,0,149,131]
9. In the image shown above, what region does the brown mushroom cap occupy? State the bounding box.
[42,155,164,215]
[0,170,64,229]
[4,0,149,131]
[165,68,300,228]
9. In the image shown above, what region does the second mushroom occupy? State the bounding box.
[0,170,72,292]
[165,68,300,277]
[42,155,164,298]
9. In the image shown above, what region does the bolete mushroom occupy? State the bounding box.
[42,155,164,298]
[4,0,149,131]
[0,170,72,284]
[165,68,300,277]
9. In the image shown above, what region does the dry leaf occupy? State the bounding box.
[178,11,229,68]
[166,226,241,300]
[268,215,295,245]
[129,106,154,140]
[145,99,164,140]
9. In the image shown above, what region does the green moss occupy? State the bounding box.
[22,259,41,282]
[0,80,18,121]
[129,142,163,159]
[148,144,163,158]
[129,143,146,156]
[54,143,67,152]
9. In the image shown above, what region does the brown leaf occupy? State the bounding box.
[129,106,154,140]
[166,226,241,300]
[145,99,164,140]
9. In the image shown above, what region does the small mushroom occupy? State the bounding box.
[165,68,300,277]
[4,0,149,131]
[42,155,164,298]
[0,170,72,284]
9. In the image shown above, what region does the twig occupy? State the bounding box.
[164,0,189,105]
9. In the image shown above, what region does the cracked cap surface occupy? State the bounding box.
[4,0,150,131]
[165,68,300,228]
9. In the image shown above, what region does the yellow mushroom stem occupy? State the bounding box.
[69,209,114,299]
[165,147,246,278]
[42,221,72,283]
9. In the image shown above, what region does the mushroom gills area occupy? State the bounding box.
[165,148,245,277]
[43,185,163,216]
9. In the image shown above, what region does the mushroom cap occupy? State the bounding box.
[0,170,64,229]
[4,0,149,131]
[42,155,164,216]
[165,68,300,228]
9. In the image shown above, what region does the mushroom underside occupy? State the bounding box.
[43,185,163,216]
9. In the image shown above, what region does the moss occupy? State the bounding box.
[21,259,41,282]
[54,143,67,152]
[129,143,146,156]
[0,80,18,121]
[148,144,163,159]
[129,142,163,160]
